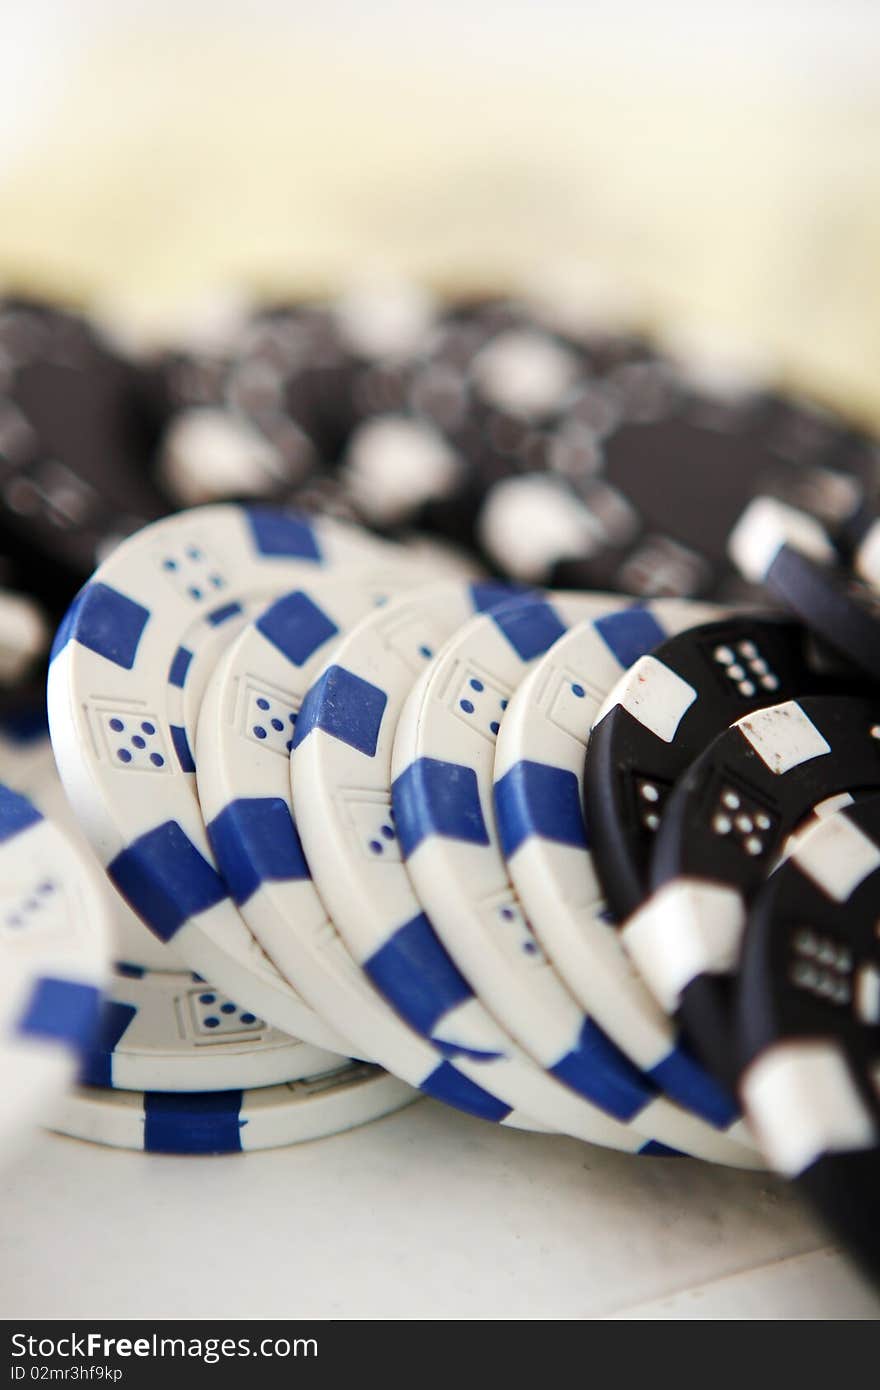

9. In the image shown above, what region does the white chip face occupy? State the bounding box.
[47,504,396,1046]
[477,473,601,581]
[601,654,697,743]
[386,590,758,1163]
[743,1040,877,1176]
[793,811,880,903]
[737,700,831,775]
[471,329,580,417]
[728,496,835,582]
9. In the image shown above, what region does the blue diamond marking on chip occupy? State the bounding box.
[595,607,666,671]
[207,601,243,628]
[168,646,193,689]
[256,591,340,667]
[50,582,150,670]
[550,1016,658,1123]
[420,1060,512,1122]
[393,758,490,857]
[244,507,322,561]
[115,962,147,980]
[469,580,528,613]
[495,761,587,858]
[169,725,196,774]
[79,1000,137,1086]
[491,600,567,662]
[17,976,103,1051]
[108,821,228,943]
[293,665,387,756]
[207,798,311,905]
[0,785,42,843]
[365,911,499,1056]
[143,1090,246,1154]
[649,1047,739,1129]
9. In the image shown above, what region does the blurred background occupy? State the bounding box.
[0,0,878,422]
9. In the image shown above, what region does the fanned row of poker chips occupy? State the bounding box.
[0,287,879,1280]
[37,506,753,1165]
[9,491,871,1284]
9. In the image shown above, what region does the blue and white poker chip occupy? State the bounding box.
[293,583,673,1153]
[52,1061,418,1154]
[198,571,547,1129]
[0,717,188,975]
[492,600,758,1157]
[47,504,395,1050]
[0,783,111,1162]
[80,965,345,1093]
[390,593,760,1165]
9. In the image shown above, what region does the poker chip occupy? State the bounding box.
[79,966,345,1093]
[0,297,166,612]
[628,695,880,1085]
[492,600,757,1144]
[729,498,880,681]
[51,1061,418,1155]
[196,570,544,1127]
[586,615,866,920]
[0,783,111,1162]
[737,795,880,1280]
[0,715,189,974]
[46,504,394,1046]
[470,352,874,600]
[288,580,659,1148]
[386,590,757,1163]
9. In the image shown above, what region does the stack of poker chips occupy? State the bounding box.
[0,286,878,1287]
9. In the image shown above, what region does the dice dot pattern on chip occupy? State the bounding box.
[625,695,880,1089]
[585,615,868,922]
[735,793,880,1283]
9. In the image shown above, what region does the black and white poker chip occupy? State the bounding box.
[737,792,880,1281]
[730,497,880,682]
[476,365,873,600]
[0,297,166,613]
[624,695,880,1085]
[586,615,867,920]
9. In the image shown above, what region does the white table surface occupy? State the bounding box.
[1,1096,877,1320]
